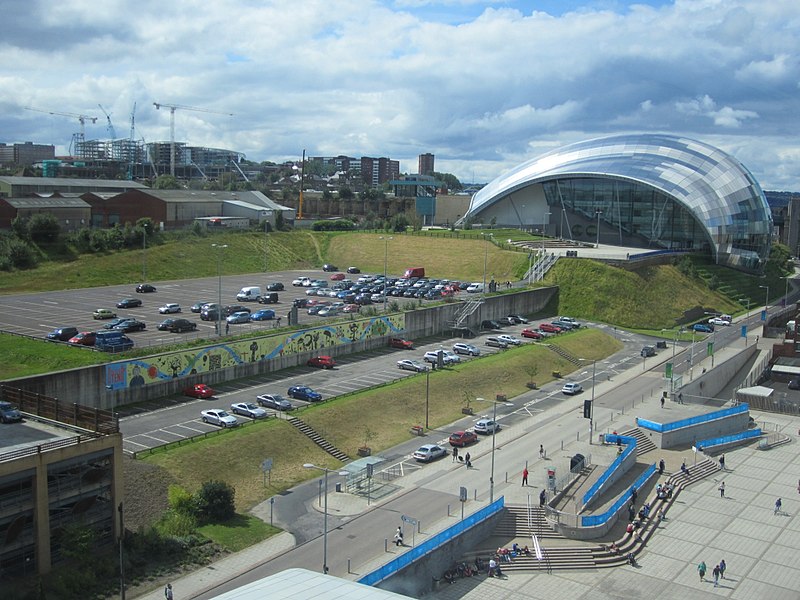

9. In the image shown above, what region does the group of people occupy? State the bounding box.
[697,559,727,586]
[655,482,674,500]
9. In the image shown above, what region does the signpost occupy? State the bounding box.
[261,458,273,487]
[460,486,467,520]
[401,514,418,547]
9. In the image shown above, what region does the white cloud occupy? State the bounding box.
[1,0,799,189]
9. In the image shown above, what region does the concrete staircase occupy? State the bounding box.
[493,505,564,540]
[286,416,349,462]
[547,344,582,366]
[618,427,658,455]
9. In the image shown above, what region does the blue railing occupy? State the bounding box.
[581,464,657,527]
[697,428,761,450]
[637,403,749,433]
[582,435,636,507]
[357,497,505,587]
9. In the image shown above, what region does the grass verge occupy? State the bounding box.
[197,513,281,552]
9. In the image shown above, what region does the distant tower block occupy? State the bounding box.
[419,153,434,176]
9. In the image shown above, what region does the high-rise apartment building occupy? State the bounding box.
[418,153,435,176]
[360,157,399,186]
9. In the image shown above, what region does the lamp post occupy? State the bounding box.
[474,397,500,503]
[760,284,769,324]
[539,212,551,280]
[141,227,147,283]
[595,209,602,248]
[482,233,493,295]
[380,236,392,313]
[783,275,791,307]
[264,219,269,273]
[579,358,597,444]
[425,367,430,429]
[303,464,347,575]
[212,243,228,336]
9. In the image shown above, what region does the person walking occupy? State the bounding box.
[394,526,403,546]
[658,458,665,475]
[718,481,725,498]
[539,489,546,507]
[539,444,545,459]
[464,452,471,468]
[225,321,230,335]
[660,395,665,408]
[522,467,528,486]
[719,559,726,579]
[452,446,458,462]
[164,583,174,600]
[719,454,726,470]
[628,502,636,522]
[712,564,720,587]
[774,497,782,515]
[678,392,684,404]
[697,560,707,582]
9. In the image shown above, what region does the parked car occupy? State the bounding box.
[485,337,509,349]
[641,345,656,357]
[452,342,480,356]
[0,401,22,424]
[250,309,276,321]
[317,306,339,317]
[224,305,251,316]
[389,337,414,350]
[230,402,268,419]
[496,317,516,327]
[692,323,714,333]
[94,331,134,352]
[113,319,146,333]
[266,282,285,291]
[481,320,501,330]
[257,394,293,411]
[116,298,142,309]
[474,419,500,434]
[423,350,459,365]
[789,379,800,390]
[412,444,447,462]
[397,359,429,372]
[507,314,529,324]
[68,331,96,346]
[103,317,133,329]
[200,409,238,427]
[538,323,562,333]
[92,308,117,320]
[135,283,157,293]
[448,430,478,447]
[257,292,280,304]
[46,326,79,341]
[227,311,251,324]
[347,266,361,274]
[322,264,339,272]
[185,384,214,399]
[709,317,730,326]
[307,355,336,369]
[562,382,584,395]
[557,316,582,328]
[552,320,576,330]
[521,328,543,339]
[330,272,345,281]
[342,304,360,313]
[466,283,484,293]
[497,334,522,346]
[292,277,312,286]
[168,318,197,333]
[159,303,182,314]
[287,386,322,402]
[158,318,176,331]
[190,301,211,313]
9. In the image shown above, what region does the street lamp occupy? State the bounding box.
[539,212,551,281]
[760,284,769,323]
[473,397,502,502]
[482,233,493,295]
[379,236,392,313]
[425,367,430,429]
[212,243,228,336]
[141,227,147,283]
[264,219,269,273]
[579,358,597,444]
[595,209,602,248]
[783,275,791,307]
[303,463,348,575]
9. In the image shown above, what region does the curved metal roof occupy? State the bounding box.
[468,133,771,231]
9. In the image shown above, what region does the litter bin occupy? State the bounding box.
[599,433,605,444]
[570,453,586,473]
[335,482,342,492]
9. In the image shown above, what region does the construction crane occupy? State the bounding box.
[24,106,98,154]
[98,104,117,139]
[153,102,233,177]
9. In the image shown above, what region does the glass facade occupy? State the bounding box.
[465,134,772,272]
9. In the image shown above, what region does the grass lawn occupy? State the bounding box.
[197,513,281,552]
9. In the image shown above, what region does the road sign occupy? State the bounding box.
[460,486,467,502]
[401,514,418,526]
[261,458,273,472]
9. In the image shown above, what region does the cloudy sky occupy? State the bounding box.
[2,0,799,190]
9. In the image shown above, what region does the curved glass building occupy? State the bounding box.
[463,133,772,272]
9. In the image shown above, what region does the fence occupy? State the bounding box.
[357,498,505,587]
[696,428,762,451]
[636,403,749,433]
[1,384,117,434]
[581,435,636,508]
[0,433,102,464]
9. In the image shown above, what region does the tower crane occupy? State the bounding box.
[24,106,98,154]
[152,102,233,177]
[98,104,117,139]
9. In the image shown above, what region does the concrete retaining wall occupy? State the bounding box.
[677,343,758,404]
[656,412,751,449]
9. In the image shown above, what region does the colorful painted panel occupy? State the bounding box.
[105,314,406,389]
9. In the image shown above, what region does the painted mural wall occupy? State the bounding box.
[105,314,406,390]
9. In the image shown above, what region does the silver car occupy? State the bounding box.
[257,394,293,411]
[452,342,480,356]
[230,402,268,419]
[200,409,239,427]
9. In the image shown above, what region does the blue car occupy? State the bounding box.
[692,323,714,333]
[250,309,276,321]
[287,385,322,402]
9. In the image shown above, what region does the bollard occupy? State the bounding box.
[348,559,351,574]
[577,431,580,441]
[561,440,564,450]
[474,489,477,501]
[505,472,508,483]
[385,538,388,552]
[447,504,451,517]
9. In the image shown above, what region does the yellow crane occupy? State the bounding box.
[24,107,99,154]
[153,102,233,177]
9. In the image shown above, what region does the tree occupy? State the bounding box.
[28,213,61,243]
[338,186,354,201]
[153,175,180,189]
[432,171,463,193]
[194,480,235,523]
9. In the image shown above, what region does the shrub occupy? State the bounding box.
[168,484,196,516]
[194,480,235,523]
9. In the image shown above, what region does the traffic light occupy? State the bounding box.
[583,400,592,419]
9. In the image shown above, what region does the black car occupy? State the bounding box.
[113,319,146,333]
[157,318,176,331]
[117,298,143,309]
[224,305,251,316]
[496,317,516,327]
[136,283,157,293]
[481,320,501,330]
[168,318,197,333]
[191,301,211,313]
[322,264,339,272]
[293,298,311,308]
[103,317,134,330]
[46,326,79,342]
[789,378,800,390]
[257,292,279,304]
[347,266,360,274]
[266,282,284,291]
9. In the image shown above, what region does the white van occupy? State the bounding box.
[236,286,262,302]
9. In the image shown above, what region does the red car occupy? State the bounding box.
[307,355,336,369]
[389,337,414,350]
[184,384,214,399]
[521,328,543,339]
[538,323,562,333]
[449,430,478,447]
[68,331,97,346]
[330,273,345,281]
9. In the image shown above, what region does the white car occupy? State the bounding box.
[201,409,239,428]
[709,317,731,326]
[412,444,447,462]
[158,303,182,314]
[497,334,522,346]
[453,342,480,356]
[292,277,312,286]
[485,337,509,349]
[466,283,484,293]
[474,419,500,434]
[397,359,429,372]
[230,402,268,419]
[423,350,460,365]
[558,316,582,328]
[562,382,584,395]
